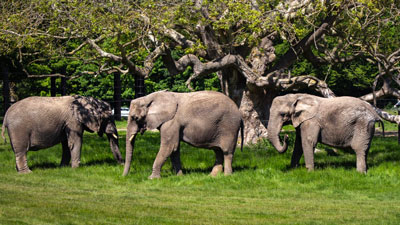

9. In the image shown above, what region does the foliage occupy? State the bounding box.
[0,0,399,106]
[289,57,378,97]
[0,128,400,224]
[146,51,221,93]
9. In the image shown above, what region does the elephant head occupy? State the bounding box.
[71,96,123,164]
[267,94,319,153]
[123,91,178,176]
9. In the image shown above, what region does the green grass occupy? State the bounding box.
[115,118,128,130]
[1,128,400,224]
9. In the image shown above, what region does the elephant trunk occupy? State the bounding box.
[107,133,124,164]
[122,121,139,176]
[267,117,288,153]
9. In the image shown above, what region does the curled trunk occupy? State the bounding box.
[266,115,288,153]
[107,134,124,164]
[268,133,288,153]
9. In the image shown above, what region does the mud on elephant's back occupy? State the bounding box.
[2,95,123,173]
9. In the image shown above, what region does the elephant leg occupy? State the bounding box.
[149,144,176,179]
[15,151,31,174]
[170,144,183,176]
[219,135,236,176]
[355,150,368,173]
[290,128,303,168]
[351,122,374,173]
[60,140,71,167]
[68,132,83,168]
[149,123,180,179]
[300,123,319,171]
[223,153,234,175]
[210,148,224,176]
[11,136,31,174]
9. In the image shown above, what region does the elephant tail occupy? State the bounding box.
[240,120,244,152]
[378,120,385,138]
[1,120,7,144]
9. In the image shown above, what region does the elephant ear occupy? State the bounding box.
[71,95,111,132]
[145,92,178,130]
[291,95,320,128]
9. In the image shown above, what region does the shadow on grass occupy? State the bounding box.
[281,146,400,172]
[30,158,121,170]
[83,158,121,167]
[182,165,252,175]
[30,162,59,170]
[280,160,360,172]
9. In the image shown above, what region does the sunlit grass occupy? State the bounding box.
[0,127,400,224]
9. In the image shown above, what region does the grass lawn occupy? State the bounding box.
[1,123,400,224]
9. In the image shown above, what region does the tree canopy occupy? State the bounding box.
[1,0,400,143]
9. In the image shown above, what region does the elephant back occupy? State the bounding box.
[70,95,112,133]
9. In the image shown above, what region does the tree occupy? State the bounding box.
[2,0,400,143]
[142,0,400,143]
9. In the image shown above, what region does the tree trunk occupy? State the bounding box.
[221,69,276,144]
[134,74,145,99]
[113,72,122,121]
[60,77,67,96]
[50,77,57,97]
[1,59,10,115]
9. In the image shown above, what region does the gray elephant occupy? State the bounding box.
[123,90,244,179]
[1,95,123,173]
[267,93,383,173]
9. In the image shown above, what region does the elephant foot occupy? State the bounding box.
[18,169,32,174]
[176,170,183,176]
[356,169,367,174]
[224,171,232,176]
[148,174,161,179]
[71,163,80,168]
[210,165,223,177]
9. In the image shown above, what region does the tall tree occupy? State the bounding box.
[144,0,400,142]
[2,0,400,143]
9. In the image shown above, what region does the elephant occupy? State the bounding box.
[1,95,123,173]
[267,93,384,173]
[123,90,244,179]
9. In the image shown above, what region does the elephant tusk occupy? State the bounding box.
[129,134,135,142]
[112,134,118,139]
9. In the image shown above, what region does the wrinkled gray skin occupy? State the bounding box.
[267,93,383,173]
[1,96,123,173]
[123,90,244,179]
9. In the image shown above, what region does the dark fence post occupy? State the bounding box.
[1,59,10,115]
[60,77,67,96]
[50,77,57,97]
[134,73,145,99]
[398,110,400,144]
[114,72,122,121]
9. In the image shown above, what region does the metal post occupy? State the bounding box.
[50,77,57,96]
[134,73,145,99]
[398,110,400,144]
[60,77,67,96]
[1,59,10,115]
[113,72,122,121]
